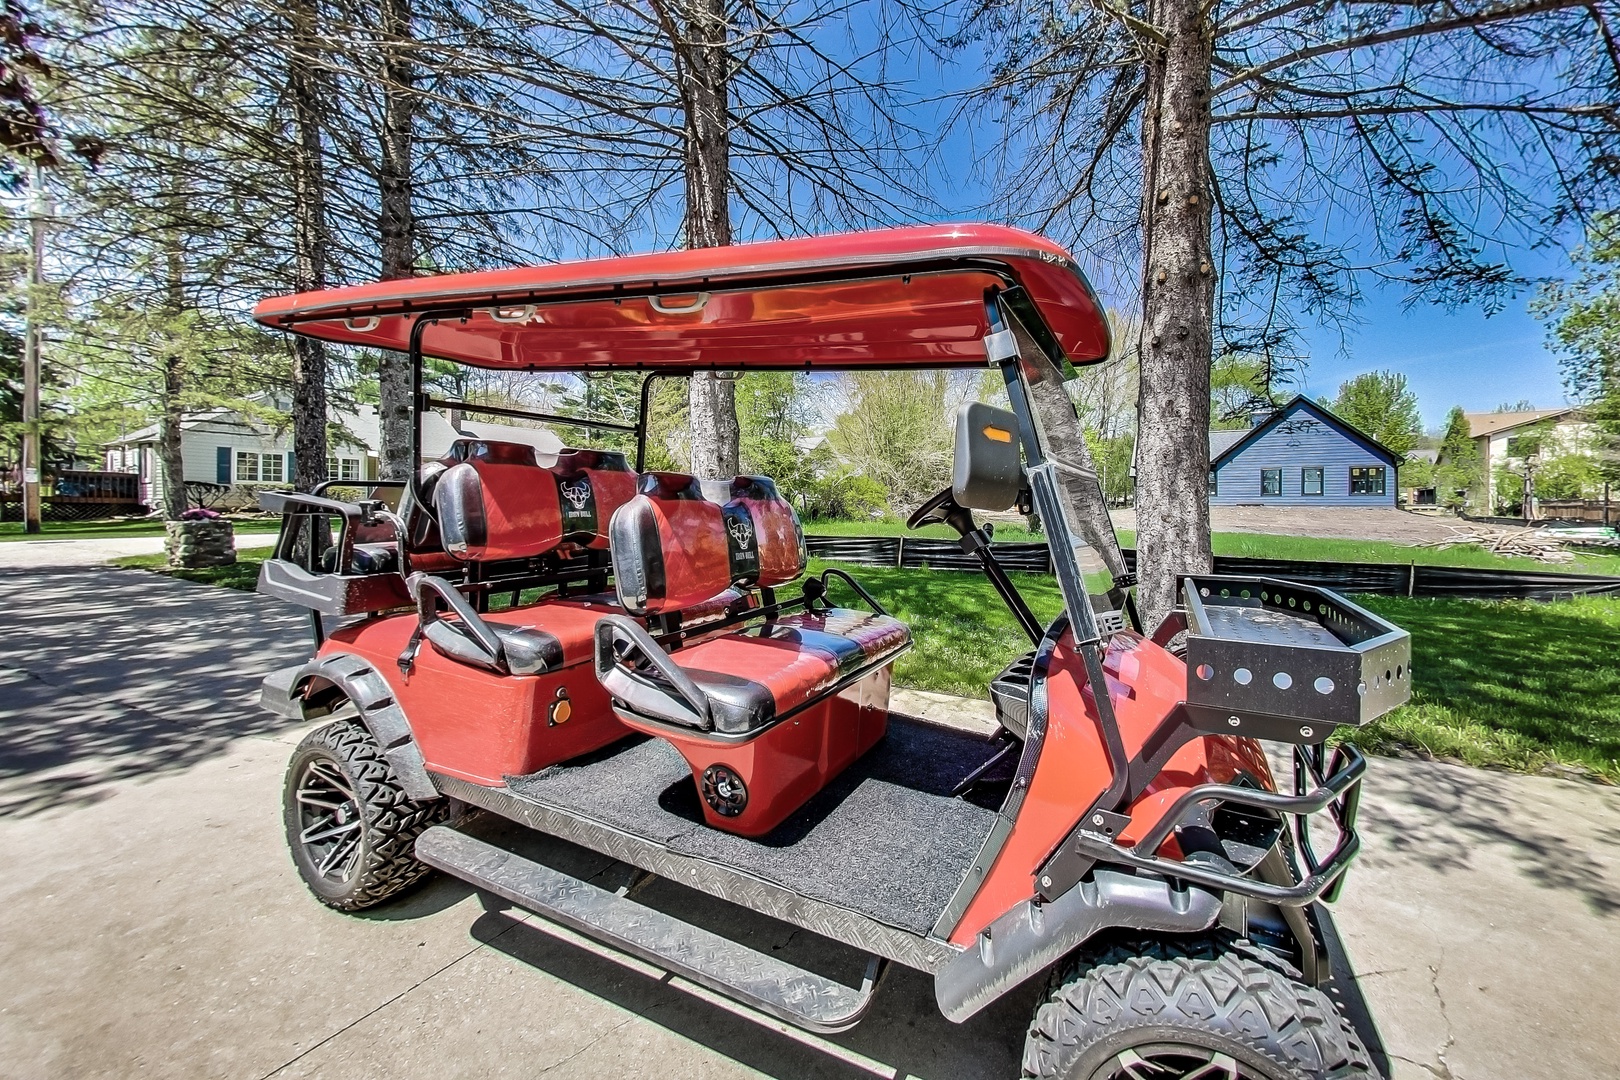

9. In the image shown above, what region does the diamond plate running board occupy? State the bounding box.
[415,826,885,1034]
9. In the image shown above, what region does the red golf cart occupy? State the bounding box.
[254,224,1406,1079]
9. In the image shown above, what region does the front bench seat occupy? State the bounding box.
[600,607,910,733]
[407,442,748,678]
[596,471,911,836]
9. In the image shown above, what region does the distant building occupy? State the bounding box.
[1207,396,1401,507]
[102,395,561,509]
[1461,407,1586,510]
[1403,448,1440,506]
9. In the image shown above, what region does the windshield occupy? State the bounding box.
[1003,307,1132,638]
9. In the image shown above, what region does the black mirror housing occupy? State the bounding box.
[953,402,1024,511]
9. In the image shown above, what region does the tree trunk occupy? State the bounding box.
[158,234,187,521]
[376,0,417,480]
[680,0,740,479]
[288,0,329,494]
[1133,0,1216,625]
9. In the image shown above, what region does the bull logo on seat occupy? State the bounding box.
[727,517,754,548]
[559,479,592,513]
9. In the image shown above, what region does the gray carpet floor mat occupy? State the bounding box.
[505,716,1008,936]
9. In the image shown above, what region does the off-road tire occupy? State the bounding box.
[283,718,445,911]
[1023,933,1372,1080]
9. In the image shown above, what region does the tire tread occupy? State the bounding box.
[286,718,444,911]
[1022,932,1372,1079]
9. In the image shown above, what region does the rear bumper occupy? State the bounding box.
[259,665,307,720]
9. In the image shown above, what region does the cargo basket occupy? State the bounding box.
[1179,575,1410,743]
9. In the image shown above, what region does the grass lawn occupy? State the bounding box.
[112,551,266,590]
[811,557,1065,697]
[807,517,1620,576]
[1199,530,1620,577]
[817,557,1619,782]
[1,517,282,542]
[115,548,1619,782]
[1351,594,1620,782]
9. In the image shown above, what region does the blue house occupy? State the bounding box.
[1208,396,1400,506]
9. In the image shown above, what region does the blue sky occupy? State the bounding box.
[1296,289,1567,429]
[897,34,1581,432]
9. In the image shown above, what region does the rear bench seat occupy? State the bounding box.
[595,472,911,836]
[408,442,747,677]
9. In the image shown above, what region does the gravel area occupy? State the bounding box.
[1111,505,1509,544]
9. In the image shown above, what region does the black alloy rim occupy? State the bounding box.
[1089,1046,1247,1080]
[294,755,365,882]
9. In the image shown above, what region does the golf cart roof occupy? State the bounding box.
[252,224,1111,371]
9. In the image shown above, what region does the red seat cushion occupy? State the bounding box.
[722,476,805,588]
[552,448,638,551]
[611,472,732,614]
[610,472,809,615]
[435,442,563,562]
[659,608,912,734]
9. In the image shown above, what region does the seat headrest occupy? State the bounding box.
[554,447,631,472]
[435,456,562,562]
[398,460,449,552]
[722,475,806,588]
[552,448,637,550]
[609,472,726,614]
[608,472,805,615]
[445,439,540,467]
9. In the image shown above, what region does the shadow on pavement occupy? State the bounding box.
[0,567,312,817]
[455,814,1032,1079]
[1358,757,1620,918]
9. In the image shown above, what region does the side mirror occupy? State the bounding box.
[953,402,1023,511]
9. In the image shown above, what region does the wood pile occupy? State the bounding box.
[1420,524,1574,563]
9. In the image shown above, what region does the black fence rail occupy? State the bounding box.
[805,535,1620,601]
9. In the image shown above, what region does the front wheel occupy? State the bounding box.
[1023,934,1372,1080]
[283,717,445,911]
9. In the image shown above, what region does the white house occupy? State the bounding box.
[103,395,562,509]
[1463,407,1590,509]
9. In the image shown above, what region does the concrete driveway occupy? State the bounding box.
[0,529,277,572]
[1,560,1617,1079]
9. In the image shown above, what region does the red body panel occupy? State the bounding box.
[618,668,893,837]
[319,598,629,783]
[252,224,1111,371]
[949,631,1273,946]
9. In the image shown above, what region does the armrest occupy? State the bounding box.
[259,490,369,518]
[594,615,711,730]
[408,572,508,672]
[1150,608,1187,648]
[815,567,889,617]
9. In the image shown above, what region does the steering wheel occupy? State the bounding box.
[906,486,977,536]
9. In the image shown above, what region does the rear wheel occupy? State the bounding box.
[1023,934,1371,1080]
[283,717,445,911]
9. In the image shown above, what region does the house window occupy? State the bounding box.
[1302,467,1324,496]
[1349,466,1386,496]
[1261,468,1283,496]
[235,451,284,483]
[1208,469,1218,496]
[327,456,362,482]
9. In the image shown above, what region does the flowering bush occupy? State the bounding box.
[180,507,223,521]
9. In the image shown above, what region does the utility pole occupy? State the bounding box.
[21,164,49,534]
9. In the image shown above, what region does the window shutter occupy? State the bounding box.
[216,447,231,484]
[287,452,296,485]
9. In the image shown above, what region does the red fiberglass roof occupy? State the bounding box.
[251,223,1111,371]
